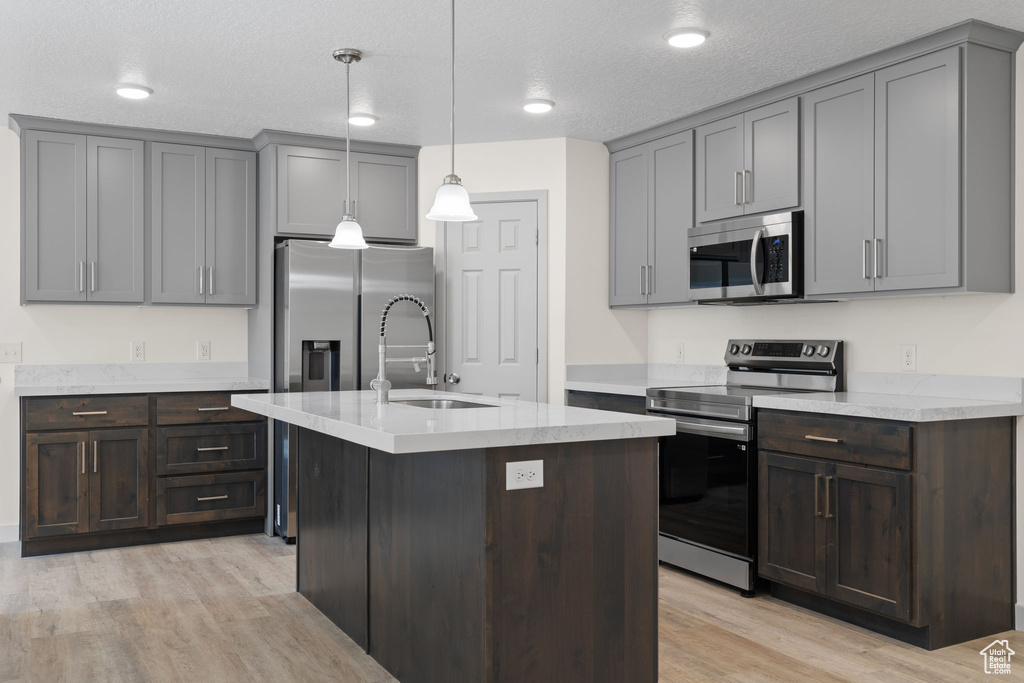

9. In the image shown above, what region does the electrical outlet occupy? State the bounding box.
[506,460,544,491]
[0,342,22,363]
[901,344,917,372]
[131,341,145,362]
[674,342,685,362]
[197,340,211,361]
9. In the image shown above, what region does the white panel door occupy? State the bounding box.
[445,200,539,402]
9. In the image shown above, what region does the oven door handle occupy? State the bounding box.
[670,416,752,441]
[749,227,766,296]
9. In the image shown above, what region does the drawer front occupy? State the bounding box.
[758,410,912,470]
[156,422,266,475]
[24,395,149,431]
[156,472,266,525]
[157,392,260,425]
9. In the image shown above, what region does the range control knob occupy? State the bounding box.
[802,344,815,357]
[816,345,830,357]
[741,344,753,355]
[729,344,741,355]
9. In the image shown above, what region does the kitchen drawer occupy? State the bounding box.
[758,410,912,470]
[156,422,266,475]
[156,392,260,425]
[23,395,148,431]
[156,471,266,526]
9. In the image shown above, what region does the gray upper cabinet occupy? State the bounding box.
[695,99,798,223]
[205,149,256,305]
[609,147,648,306]
[648,131,694,305]
[151,143,257,306]
[86,137,144,303]
[23,132,143,304]
[276,145,347,237]
[873,47,960,292]
[23,131,87,303]
[609,130,694,308]
[803,75,875,296]
[351,153,417,243]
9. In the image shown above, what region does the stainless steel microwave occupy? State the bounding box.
[688,212,802,303]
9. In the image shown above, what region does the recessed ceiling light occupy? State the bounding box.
[665,28,710,48]
[522,99,555,114]
[115,84,153,100]
[349,114,378,126]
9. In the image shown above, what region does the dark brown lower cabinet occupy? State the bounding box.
[758,409,1013,649]
[89,429,149,532]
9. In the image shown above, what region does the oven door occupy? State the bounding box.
[689,222,796,301]
[656,414,755,560]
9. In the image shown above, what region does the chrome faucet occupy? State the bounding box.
[370,294,438,404]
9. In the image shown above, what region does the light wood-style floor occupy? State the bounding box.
[0,534,1019,682]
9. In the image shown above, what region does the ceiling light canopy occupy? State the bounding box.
[329,48,369,250]
[115,84,152,100]
[665,28,710,48]
[349,114,378,127]
[522,99,554,114]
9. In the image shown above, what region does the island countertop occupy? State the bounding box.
[231,389,675,453]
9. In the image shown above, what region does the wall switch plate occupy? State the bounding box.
[131,341,145,362]
[197,340,211,361]
[901,344,917,372]
[0,342,22,363]
[506,460,544,491]
[674,342,685,362]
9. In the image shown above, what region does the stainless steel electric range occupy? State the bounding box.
[647,339,845,596]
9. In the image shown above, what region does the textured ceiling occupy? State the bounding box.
[2,0,1023,146]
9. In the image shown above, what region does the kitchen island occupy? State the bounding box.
[231,390,674,683]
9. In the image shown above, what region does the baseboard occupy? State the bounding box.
[1015,603,1024,631]
[0,524,19,543]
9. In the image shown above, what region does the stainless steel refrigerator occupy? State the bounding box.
[274,240,435,540]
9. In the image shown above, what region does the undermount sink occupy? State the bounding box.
[391,398,497,410]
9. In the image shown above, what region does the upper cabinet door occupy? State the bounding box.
[351,153,417,243]
[86,136,144,303]
[695,113,744,223]
[23,130,87,302]
[743,97,799,215]
[151,143,207,304]
[276,145,347,236]
[609,146,649,306]
[803,76,876,296]
[874,47,961,292]
[648,131,693,305]
[205,149,257,305]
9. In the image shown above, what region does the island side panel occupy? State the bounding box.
[486,437,659,683]
[368,448,488,683]
[296,428,369,650]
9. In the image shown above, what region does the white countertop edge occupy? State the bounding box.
[752,393,1024,422]
[564,380,677,397]
[16,378,270,397]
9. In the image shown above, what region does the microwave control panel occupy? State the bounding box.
[764,235,789,284]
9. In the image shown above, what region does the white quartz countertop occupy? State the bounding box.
[14,362,269,396]
[231,390,676,454]
[752,392,1024,422]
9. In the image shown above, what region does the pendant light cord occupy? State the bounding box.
[346,60,352,215]
[449,0,456,177]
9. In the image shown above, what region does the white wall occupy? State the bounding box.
[0,127,250,534]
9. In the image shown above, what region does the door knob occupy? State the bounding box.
[447,373,461,385]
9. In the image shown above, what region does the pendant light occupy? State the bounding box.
[329,48,369,249]
[426,0,477,222]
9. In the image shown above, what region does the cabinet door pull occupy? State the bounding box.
[90,261,96,293]
[824,475,834,519]
[208,266,214,296]
[197,494,229,502]
[197,406,230,412]
[352,198,357,219]
[79,262,85,293]
[80,441,86,474]
[863,240,871,279]
[804,434,842,443]
[93,441,98,473]
[735,171,743,206]
[640,266,647,296]
[196,446,229,452]
[743,170,751,205]
[199,267,204,295]
[874,238,883,279]
[649,265,655,295]
[72,410,108,416]
[814,473,822,517]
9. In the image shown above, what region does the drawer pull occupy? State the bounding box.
[197,494,229,502]
[197,407,230,412]
[196,446,230,452]
[804,434,842,444]
[72,410,109,416]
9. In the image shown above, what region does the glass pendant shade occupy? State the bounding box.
[329,215,369,249]
[426,177,477,222]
